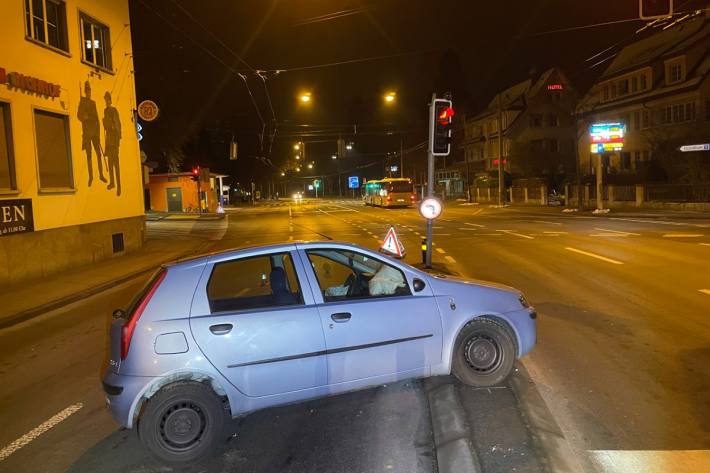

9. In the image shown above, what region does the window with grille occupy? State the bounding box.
[80,13,112,70]
[24,0,68,52]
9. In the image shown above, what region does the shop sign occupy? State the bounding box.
[0,199,34,237]
[0,67,61,98]
[137,100,160,122]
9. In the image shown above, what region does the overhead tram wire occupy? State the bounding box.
[166,0,277,152]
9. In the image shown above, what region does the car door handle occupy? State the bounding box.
[331,312,352,323]
[209,323,233,335]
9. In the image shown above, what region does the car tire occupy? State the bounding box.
[452,317,517,387]
[138,382,227,464]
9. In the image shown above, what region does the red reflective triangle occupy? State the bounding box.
[381,227,404,257]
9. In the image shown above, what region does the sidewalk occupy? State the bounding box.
[145,211,225,221]
[453,202,710,219]
[0,236,213,329]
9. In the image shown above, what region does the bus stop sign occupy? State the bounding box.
[348,176,360,189]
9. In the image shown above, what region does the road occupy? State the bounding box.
[1,199,709,473]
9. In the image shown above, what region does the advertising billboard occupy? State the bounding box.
[590,122,625,154]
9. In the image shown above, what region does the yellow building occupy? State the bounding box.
[0,0,143,285]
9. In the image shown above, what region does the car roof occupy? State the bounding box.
[164,240,386,269]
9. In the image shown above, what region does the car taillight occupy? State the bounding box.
[410,194,416,200]
[121,269,166,360]
[387,195,392,201]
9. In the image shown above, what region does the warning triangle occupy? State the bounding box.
[381,226,405,258]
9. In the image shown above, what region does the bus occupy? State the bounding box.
[363,178,415,207]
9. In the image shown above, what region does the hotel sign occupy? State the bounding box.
[0,67,61,98]
[1,199,34,237]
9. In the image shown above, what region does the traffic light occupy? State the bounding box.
[639,0,673,20]
[431,98,454,156]
[191,167,200,182]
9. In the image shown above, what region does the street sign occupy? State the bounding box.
[679,144,709,152]
[314,179,321,189]
[137,100,159,122]
[348,176,359,189]
[419,198,442,220]
[380,227,405,258]
[308,185,314,190]
[590,122,625,153]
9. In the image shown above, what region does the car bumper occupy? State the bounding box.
[503,307,537,357]
[102,368,158,429]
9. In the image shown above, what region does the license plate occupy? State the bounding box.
[397,199,404,202]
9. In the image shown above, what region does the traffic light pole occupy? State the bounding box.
[425,93,436,268]
[497,93,504,206]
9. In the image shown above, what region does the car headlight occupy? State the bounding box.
[519,294,531,308]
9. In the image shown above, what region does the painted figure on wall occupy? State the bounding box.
[103,91,122,196]
[77,81,106,186]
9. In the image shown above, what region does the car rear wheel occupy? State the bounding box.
[452,318,516,387]
[138,382,227,464]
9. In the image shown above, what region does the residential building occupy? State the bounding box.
[0,0,143,285]
[461,67,578,193]
[576,11,710,182]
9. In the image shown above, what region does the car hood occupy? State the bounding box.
[425,273,523,314]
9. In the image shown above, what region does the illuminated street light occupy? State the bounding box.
[299,92,312,103]
[296,167,301,172]
[294,144,300,150]
[384,92,396,104]
[307,163,313,169]
[295,155,301,160]
[346,143,353,150]
[280,172,285,176]
[331,154,337,160]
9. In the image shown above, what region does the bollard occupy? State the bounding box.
[421,238,427,265]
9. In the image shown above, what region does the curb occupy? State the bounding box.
[510,363,584,473]
[425,377,481,473]
[0,246,209,330]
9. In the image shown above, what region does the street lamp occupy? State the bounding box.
[294,144,300,151]
[384,91,396,104]
[346,142,353,151]
[331,154,337,160]
[295,155,301,160]
[307,163,313,169]
[299,92,312,104]
[280,172,285,176]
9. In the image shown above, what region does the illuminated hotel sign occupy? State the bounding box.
[590,122,625,153]
[0,67,61,98]
[547,84,564,90]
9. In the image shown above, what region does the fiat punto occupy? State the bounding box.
[102,241,536,463]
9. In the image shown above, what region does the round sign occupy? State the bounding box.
[137,100,160,122]
[419,198,442,220]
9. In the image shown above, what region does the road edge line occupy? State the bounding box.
[510,363,584,473]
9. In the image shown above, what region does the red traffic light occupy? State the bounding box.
[192,167,199,175]
[438,106,455,125]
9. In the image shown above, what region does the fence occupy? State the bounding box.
[566,183,710,209]
[645,185,710,203]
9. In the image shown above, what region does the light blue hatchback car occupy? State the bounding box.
[102,241,536,463]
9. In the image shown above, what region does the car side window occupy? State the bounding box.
[306,249,411,302]
[207,252,303,313]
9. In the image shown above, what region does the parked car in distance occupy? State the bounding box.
[102,241,536,464]
[548,189,565,206]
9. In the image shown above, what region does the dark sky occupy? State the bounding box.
[128,0,708,184]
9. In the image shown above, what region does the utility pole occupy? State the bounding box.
[497,93,504,206]
[425,94,437,268]
[596,155,604,211]
[575,113,583,211]
[400,136,404,178]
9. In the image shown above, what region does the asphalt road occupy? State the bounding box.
[1,198,709,472]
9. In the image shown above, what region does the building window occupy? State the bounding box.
[618,79,629,96]
[666,59,684,85]
[547,139,559,152]
[620,152,631,170]
[631,77,638,93]
[24,0,68,52]
[603,85,609,101]
[34,109,73,190]
[642,110,650,128]
[80,13,112,70]
[633,111,640,131]
[0,102,16,190]
[660,102,695,125]
[548,114,559,127]
[529,114,543,127]
[640,74,647,90]
[611,83,617,98]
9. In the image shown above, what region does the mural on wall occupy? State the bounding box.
[77,81,123,196]
[77,81,106,186]
[103,91,122,196]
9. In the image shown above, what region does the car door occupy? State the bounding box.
[299,246,442,386]
[190,249,327,397]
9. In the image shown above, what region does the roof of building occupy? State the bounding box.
[600,11,709,80]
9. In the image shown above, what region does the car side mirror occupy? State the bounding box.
[112,309,126,320]
[413,278,426,292]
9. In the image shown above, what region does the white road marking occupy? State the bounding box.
[497,229,534,240]
[459,228,478,231]
[611,217,709,228]
[414,232,421,236]
[472,209,483,215]
[594,228,640,236]
[0,403,83,461]
[544,231,568,234]
[699,289,710,296]
[589,449,710,473]
[435,248,446,254]
[372,235,379,240]
[590,233,630,237]
[465,222,485,228]
[445,255,457,263]
[533,220,561,225]
[663,233,703,238]
[701,243,710,247]
[565,247,624,265]
[478,233,504,236]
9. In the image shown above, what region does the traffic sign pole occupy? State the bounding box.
[426,94,437,268]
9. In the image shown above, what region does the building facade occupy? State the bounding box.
[146,171,225,213]
[461,67,578,192]
[576,12,710,183]
[0,0,143,285]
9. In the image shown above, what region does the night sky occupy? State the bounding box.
[128,0,709,185]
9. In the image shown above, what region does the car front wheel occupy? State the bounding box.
[452,317,516,387]
[138,382,227,464]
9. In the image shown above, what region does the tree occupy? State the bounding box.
[165,146,185,174]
